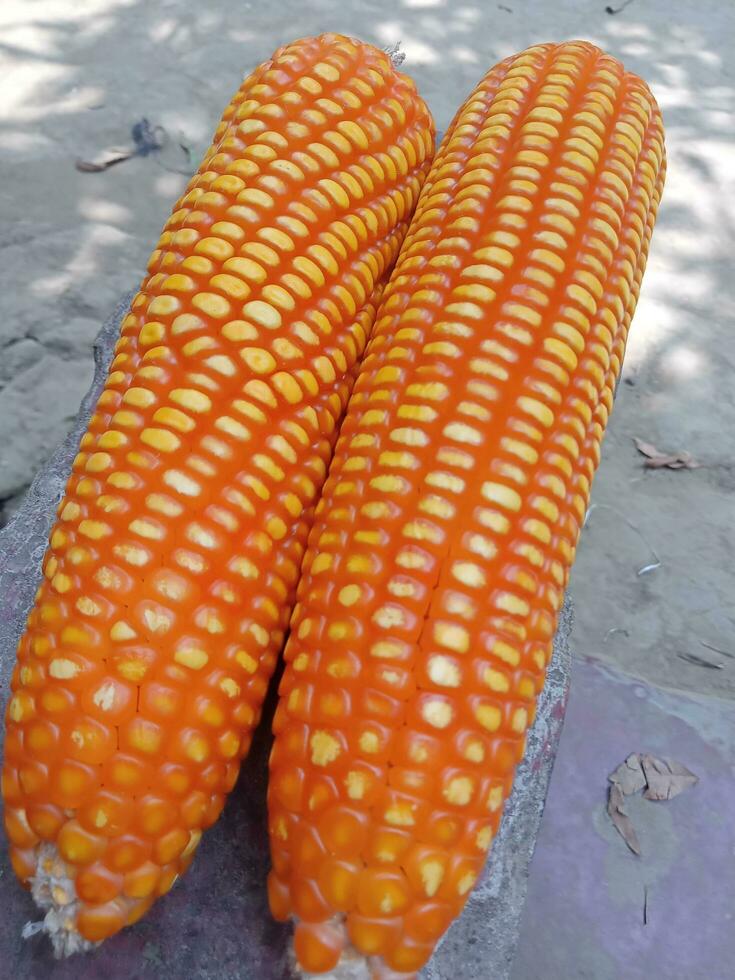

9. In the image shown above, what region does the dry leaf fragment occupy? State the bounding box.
[604,627,630,643]
[75,118,171,174]
[633,437,699,470]
[678,651,724,670]
[646,453,697,470]
[700,640,735,659]
[609,753,647,796]
[633,438,660,458]
[640,755,699,801]
[606,753,699,854]
[607,783,642,854]
[75,148,134,172]
[637,561,661,577]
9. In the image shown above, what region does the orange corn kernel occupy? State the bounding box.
[293,919,346,973]
[2,32,434,948]
[269,40,665,977]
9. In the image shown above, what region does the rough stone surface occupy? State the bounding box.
[0,355,94,500]
[0,301,572,979]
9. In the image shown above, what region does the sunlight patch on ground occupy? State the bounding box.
[153,171,189,198]
[376,22,440,64]
[660,344,708,381]
[29,223,133,298]
[78,197,132,224]
[450,45,479,63]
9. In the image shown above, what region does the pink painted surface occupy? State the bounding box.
[514,657,735,980]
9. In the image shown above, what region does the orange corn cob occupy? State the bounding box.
[268,41,665,977]
[2,33,434,953]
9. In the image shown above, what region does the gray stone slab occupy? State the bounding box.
[0,298,571,979]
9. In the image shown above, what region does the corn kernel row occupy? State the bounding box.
[3,33,434,951]
[268,41,665,977]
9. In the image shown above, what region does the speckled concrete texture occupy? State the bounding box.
[0,302,572,979]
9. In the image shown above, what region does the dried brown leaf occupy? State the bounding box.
[645,453,697,470]
[640,754,699,801]
[75,148,134,172]
[633,437,699,470]
[678,652,724,670]
[607,783,642,855]
[633,438,660,459]
[700,640,735,659]
[606,753,699,853]
[609,753,647,796]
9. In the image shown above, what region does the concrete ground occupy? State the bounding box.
[1,0,733,976]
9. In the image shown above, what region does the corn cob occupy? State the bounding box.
[268,40,665,977]
[2,33,434,953]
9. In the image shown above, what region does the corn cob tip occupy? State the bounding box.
[292,947,371,980]
[294,955,418,980]
[21,844,94,958]
[289,920,418,980]
[384,42,406,69]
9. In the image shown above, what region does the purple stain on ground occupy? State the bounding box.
[513,657,735,980]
